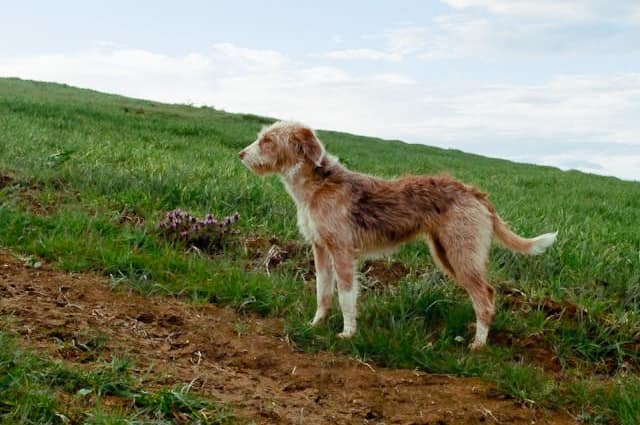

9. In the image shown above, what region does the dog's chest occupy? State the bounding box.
[281,179,323,243]
[296,204,320,243]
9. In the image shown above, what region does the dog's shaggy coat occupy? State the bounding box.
[240,121,557,349]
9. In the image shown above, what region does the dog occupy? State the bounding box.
[239,121,557,350]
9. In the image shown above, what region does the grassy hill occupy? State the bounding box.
[1,77,639,423]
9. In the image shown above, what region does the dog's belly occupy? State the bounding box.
[358,230,422,258]
[360,244,402,259]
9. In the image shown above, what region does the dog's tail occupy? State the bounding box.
[492,214,557,255]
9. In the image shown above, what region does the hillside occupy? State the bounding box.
[1,77,639,424]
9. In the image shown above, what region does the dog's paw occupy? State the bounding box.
[309,318,323,327]
[309,312,326,327]
[337,329,355,339]
[468,340,486,351]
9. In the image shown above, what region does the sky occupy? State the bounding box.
[1,0,639,181]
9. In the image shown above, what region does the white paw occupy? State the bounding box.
[468,340,486,351]
[310,312,326,327]
[337,329,356,339]
[309,318,322,327]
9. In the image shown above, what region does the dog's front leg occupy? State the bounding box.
[329,250,358,338]
[310,243,335,326]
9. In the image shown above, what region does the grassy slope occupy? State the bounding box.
[1,77,639,423]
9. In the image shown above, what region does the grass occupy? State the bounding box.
[0,331,232,424]
[1,77,639,423]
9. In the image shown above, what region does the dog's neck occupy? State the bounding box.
[282,161,304,182]
[279,155,340,205]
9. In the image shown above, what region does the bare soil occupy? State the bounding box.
[0,250,577,424]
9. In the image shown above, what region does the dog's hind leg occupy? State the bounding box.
[455,268,495,351]
[310,243,335,326]
[437,207,496,350]
[328,248,358,338]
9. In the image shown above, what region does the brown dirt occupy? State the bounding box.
[116,207,146,228]
[0,250,577,424]
[0,172,15,189]
[360,259,413,293]
[0,173,79,215]
[500,285,587,322]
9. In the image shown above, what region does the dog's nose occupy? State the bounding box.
[239,150,246,160]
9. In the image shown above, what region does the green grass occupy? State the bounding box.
[1,77,639,423]
[0,331,232,424]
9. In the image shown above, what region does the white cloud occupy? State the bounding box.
[325,48,402,62]
[429,12,640,58]
[0,45,638,181]
[326,27,431,62]
[331,34,344,44]
[442,0,593,20]
[426,15,495,58]
[299,66,352,84]
[630,5,640,25]
[371,73,416,85]
[0,48,216,104]
[402,74,640,146]
[381,27,431,56]
[211,43,289,70]
[441,0,640,24]
[326,3,640,64]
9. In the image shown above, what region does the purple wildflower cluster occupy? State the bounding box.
[158,208,239,249]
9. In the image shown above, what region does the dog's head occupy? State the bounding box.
[239,121,325,176]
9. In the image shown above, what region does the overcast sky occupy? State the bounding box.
[1,1,639,181]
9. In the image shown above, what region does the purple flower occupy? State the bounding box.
[159,208,238,249]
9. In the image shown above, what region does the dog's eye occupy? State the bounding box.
[259,137,272,147]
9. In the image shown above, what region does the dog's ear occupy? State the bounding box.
[292,127,323,166]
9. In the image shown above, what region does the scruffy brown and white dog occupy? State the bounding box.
[239,121,557,350]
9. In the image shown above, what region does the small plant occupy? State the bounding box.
[158,208,239,251]
[46,149,75,168]
[233,320,248,336]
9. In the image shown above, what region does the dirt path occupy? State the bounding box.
[0,250,576,424]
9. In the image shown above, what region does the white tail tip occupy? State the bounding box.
[529,231,558,255]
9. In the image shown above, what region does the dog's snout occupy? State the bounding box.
[239,150,246,160]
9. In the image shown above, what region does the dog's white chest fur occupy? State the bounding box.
[296,202,320,243]
[281,176,321,243]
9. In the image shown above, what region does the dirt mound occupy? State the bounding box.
[0,173,14,189]
[0,251,576,424]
